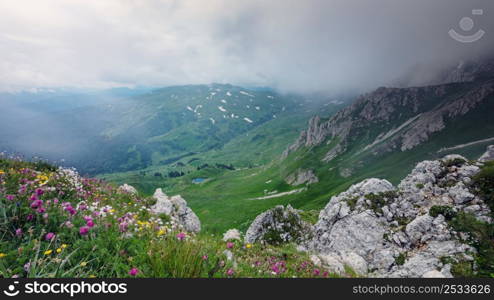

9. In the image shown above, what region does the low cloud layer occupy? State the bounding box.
[1,0,493,93]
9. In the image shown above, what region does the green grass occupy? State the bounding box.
[0,158,351,278]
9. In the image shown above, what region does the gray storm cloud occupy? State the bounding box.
[0,0,493,93]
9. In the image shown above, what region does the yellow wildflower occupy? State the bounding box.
[0,170,4,175]
[56,248,62,254]
[36,174,49,185]
[80,262,87,267]
[44,250,52,255]
[157,229,166,236]
[246,243,252,249]
[88,275,96,278]
[0,253,6,258]
[61,244,68,249]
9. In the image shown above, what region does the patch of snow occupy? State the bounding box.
[255,106,260,110]
[226,91,232,97]
[267,95,274,99]
[209,118,216,124]
[243,117,253,123]
[218,106,227,112]
[186,106,193,112]
[221,99,227,104]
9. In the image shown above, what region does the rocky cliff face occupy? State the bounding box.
[309,152,492,278]
[285,169,319,186]
[283,61,494,162]
[251,146,494,277]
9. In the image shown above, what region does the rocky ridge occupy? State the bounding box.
[251,146,493,277]
[282,62,494,161]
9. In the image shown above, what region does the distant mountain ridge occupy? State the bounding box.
[284,59,494,168]
[1,83,345,175]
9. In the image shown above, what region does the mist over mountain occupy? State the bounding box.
[1,0,493,94]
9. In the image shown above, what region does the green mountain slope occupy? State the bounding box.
[154,62,494,232]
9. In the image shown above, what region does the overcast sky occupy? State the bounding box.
[1,0,493,93]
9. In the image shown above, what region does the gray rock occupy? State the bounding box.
[118,184,138,195]
[318,253,345,274]
[151,188,201,233]
[448,183,475,204]
[313,251,368,275]
[478,145,494,162]
[314,211,385,257]
[406,215,434,244]
[245,205,312,244]
[304,155,492,278]
[422,270,446,278]
[285,169,319,186]
[222,229,242,241]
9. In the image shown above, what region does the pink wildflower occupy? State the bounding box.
[128,268,139,276]
[35,188,44,196]
[226,242,234,249]
[176,232,186,241]
[45,232,55,241]
[30,199,43,209]
[79,226,90,236]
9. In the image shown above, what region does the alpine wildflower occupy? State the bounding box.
[45,232,55,241]
[176,232,186,241]
[79,226,90,236]
[128,268,139,276]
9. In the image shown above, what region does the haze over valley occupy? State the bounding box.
[1,0,494,279]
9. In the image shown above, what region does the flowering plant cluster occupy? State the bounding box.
[0,157,346,278]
